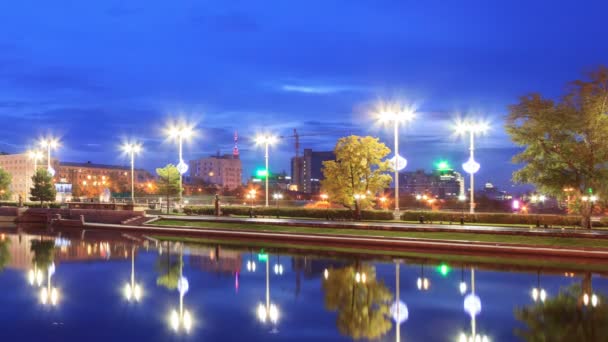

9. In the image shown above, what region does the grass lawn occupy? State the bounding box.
[153,219,608,249]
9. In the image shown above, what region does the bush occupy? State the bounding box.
[401,210,585,227]
[0,201,61,208]
[182,205,595,227]
[182,205,394,220]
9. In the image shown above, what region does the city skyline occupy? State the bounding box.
[1,1,607,190]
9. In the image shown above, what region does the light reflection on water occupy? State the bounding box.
[0,230,607,341]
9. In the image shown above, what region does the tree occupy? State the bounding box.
[321,136,392,219]
[156,164,182,214]
[0,168,11,200]
[30,169,56,205]
[30,240,56,269]
[506,67,608,228]
[0,238,10,271]
[515,284,608,341]
[322,264,393,340]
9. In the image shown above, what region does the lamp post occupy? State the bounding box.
[167,123,195,207]
[455,121,489,214]
[531,270,547,303]
[39,138,59,177]
[122,143,142,204]
[170,244,193,333]
[391,261,408,342]
[124,245,143,302]
[460,267,489,342]
[416,264,430,291]
[321,193,330,220]
[378,105,415,220]
[27,150,44,201]
[255,135,277,207]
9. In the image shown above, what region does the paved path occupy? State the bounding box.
[154,214,608,239]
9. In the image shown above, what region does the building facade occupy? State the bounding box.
[189,155,242,190]
[399,168,463,199]
[56,161,155,196]
[0,153,42,201]
[291,149,335,194]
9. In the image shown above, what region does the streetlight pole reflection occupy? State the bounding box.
[257,252,280,328]
[124,245,142,302]
[39,263,59,306]
[169,244,193,333]
[460,268,489,342]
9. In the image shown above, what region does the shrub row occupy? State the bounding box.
[400,211,587,227]
[0,201,61,208]
[183,205,598,227]
[183,205,394,220]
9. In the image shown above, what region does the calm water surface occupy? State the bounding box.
[0,230,606,341]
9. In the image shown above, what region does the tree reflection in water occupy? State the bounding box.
[322,264,393,340]
[515,283,608,341]
[156,242,183,290]
[30,240,55,269]
[0,237,10,271]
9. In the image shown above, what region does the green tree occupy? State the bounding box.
[155,242,183,290]
[515,284,608,341]
[0,168,11,200]
[321,136,392,219]
[156,164,182,214]
[322,264,393,340]
[30,169,56,205]
[506,67,608,228]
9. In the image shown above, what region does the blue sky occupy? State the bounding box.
[0,0,607,190]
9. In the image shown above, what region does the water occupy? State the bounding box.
[0,228,607,341]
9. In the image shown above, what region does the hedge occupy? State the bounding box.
[182,205,394,220]
[0,201,61,208]
[183,205,598,227]
[401,210,587,227]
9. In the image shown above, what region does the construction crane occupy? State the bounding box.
[279,128,350,159]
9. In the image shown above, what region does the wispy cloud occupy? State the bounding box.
[280,84,363,94]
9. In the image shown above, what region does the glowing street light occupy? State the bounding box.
[376,102,415,220]
[27,264,44,287]
[166,122,195,205]
[391,261,408,342]
[123,245,143,302]
[122,142,142,204]
[460,268,490,342]
[169,246,193,333]
[583,293,599,307]
[455,120,489,214]
[27,150,44,171]
[531,271,547,303]
[39,137,59,177]
[416,265,430,291]
[255,135,278,207]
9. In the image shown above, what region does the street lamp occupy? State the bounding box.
[416,265,430,291]
[391,261,408,342]
[377,103,415,220]
[122,142,142,204]
[27,263,44,287]
[455,120,489,214]
[28,150,44,171]
[166,123,195,206]
[123,245,143,302]
[273,193,283,209]
[531,271,547,303]
[255,135,278,207]
[39,138,59,177]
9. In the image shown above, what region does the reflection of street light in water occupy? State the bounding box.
[257,254,280,327]
[28,263,44,287]
[39,263,59,306]
[169,245,193,333]
[417,265,430,291]
[460,268,489,342]
[459,268,467,295]
[273,255,284,275]
[124,245,143,302]
[246,251,257,272]
[390,261,408,342]
[531,271,547,303]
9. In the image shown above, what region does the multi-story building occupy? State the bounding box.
[399,168,463,199]
[56,161,155,193]
[189,154,242,190]
[291,148,335,194]
[0,153,54,201]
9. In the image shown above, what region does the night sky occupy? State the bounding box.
[1,1,607,191]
